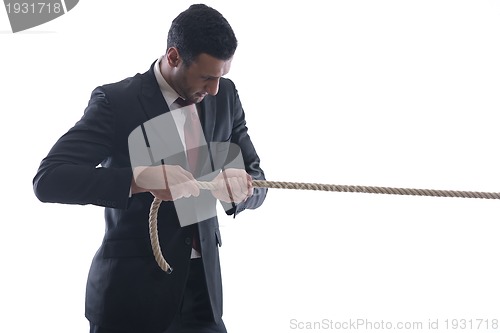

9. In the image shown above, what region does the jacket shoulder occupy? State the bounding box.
[215,77,239,102]
[99,71,145,95]
[96,62,154,94]
[219,77,236,91]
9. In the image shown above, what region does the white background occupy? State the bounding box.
[1,0,499,332]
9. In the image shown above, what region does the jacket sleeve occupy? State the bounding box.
[224,82,267,217]
[33,87,133,209]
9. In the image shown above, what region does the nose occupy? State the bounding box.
[205,78,220,96]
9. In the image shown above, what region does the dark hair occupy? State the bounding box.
[167,4,238,66]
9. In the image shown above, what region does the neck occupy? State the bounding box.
[159,57,180,96]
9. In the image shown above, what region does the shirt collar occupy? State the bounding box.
[153,56,183,109]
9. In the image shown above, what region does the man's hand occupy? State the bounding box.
[131,165,200,201]
[211,168,253,204]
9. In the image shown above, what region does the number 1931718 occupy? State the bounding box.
[5,2,62,14]
[444,319,498,330]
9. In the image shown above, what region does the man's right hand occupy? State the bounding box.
[131,165,200,201]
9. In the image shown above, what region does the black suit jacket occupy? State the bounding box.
[33,63,267,332]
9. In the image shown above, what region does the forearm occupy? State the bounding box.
[33,162,133,208]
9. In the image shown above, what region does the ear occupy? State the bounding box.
[166,47,181,67]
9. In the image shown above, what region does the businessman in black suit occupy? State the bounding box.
[33,4,267,333]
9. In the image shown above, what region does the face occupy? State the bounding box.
[165,49,232,104]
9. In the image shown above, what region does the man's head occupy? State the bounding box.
[167,4,237,66]
[162,4,238,104]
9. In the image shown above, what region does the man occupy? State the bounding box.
[33,4,267,333]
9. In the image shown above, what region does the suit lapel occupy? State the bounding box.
[200,95,216,144]
[137,63,171,121]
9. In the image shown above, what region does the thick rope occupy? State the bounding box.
[150,180,500,272]
[149,197,173,274]
[250,180,500,199]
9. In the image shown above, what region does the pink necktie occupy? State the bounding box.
[183,105,201,173]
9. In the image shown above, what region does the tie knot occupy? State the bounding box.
[175,97,192,108]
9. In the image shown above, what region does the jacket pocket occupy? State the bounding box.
[102,238,153,258]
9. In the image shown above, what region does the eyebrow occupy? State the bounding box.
[202,74,221,80]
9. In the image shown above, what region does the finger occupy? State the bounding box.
[178,167,197,180]
[186,180,200,197]
[228,177,247,203]
[178,175,199,197]
[175,181,201,198]
[214,178,232,202]
[164,166,200,197]
[221,168,245,179]
[151,189,175,201]
[234,176,247,196]
[168,184,184,200]
[247,174,254,198]
[246,184,254,200]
